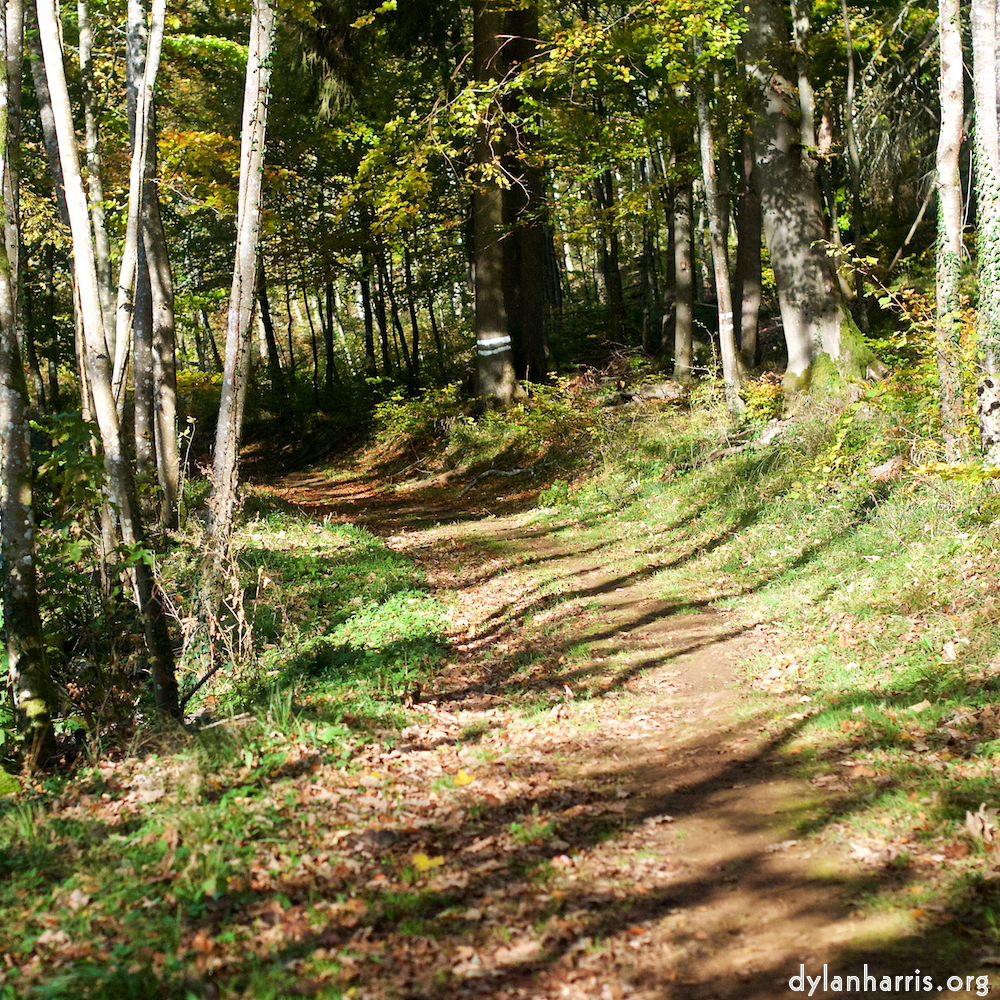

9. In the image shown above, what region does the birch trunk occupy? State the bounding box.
[36,0,179,717]
[208,0,276,547]
[0,1,56,757]
[695,40,742,412]
[77,0,114,352]
[936,0,968,461]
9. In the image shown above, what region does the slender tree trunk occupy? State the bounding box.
[971,0,1000,460]
[44,243,58,403]
[694,40,742,411]
[257,264,284,390]
[0,3,56,758]
[374,254,391,376]
[380,251,414,383]
[300,276,320,403]
[473,0,519,406]
[936,0,967,461]
[127,0,153,478]
[734,125,762,369]
[360,270,377,377]
[672,178,694,379]
[209,0,276,545]
[427,292,446,377]
[133,260,155,477]
[403,246,421,381]
[111,0,168,404]
[78,0,114,352]
[141,109,180,529]
[320,277,335,389]
[37,0,178,717]
[788,0,817,153]
[25,11,66,226]
[841,0,869,331]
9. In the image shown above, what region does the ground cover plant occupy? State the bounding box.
[4,365,1000,998]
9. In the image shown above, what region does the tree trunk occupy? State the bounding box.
[25,11,67,224]
[694,40,742,411]
[403,246,421,381]
[209,0,276,545]
[743,0,855,385]
[427,292,446,377]
[971,0,1000,460]
[78,0,114,352]
[841,0,869,331]
[734,125,762,369]
[141,108,180,529]
[672,178,694,379]
[473,0,519,407]
[503,3,548,382]
[133,257,155,477]
[37,0,178,717]
[936,0,968,461]
[0,3,56,758]
[360,269,377,376]
[321,277,335,389]
[257,264,284,390]
[111,0,168,405]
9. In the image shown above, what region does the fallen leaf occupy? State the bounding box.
[35,929,71,949]
[412,852,445,872]
[66,889,91,911]
[454,770,475,786]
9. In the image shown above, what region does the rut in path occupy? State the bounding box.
[270,470,986,1000]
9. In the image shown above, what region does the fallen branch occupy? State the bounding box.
[458,465,536,498]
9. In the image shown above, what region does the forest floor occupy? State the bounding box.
[6,401,1000,1000]
[248,463,995,999]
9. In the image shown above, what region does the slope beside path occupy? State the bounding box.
[257,469,988,1000]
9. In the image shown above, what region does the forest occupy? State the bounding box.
[3,0,1000,997]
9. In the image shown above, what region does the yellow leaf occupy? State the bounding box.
[412,853,445,872]
[454,770,475,786]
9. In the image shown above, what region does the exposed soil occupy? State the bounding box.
[266,468,989,1000]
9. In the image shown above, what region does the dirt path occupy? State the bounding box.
[269,472,987,1000]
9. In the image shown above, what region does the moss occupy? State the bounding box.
[783,316,887,400]
[838,317,887,381]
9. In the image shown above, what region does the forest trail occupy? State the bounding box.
[263,468,982,1000]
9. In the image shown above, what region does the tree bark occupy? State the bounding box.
[111,0,168,405]
[142,109,180,529]
[208,0,276,545]
[936,0,968,461]
[360,269,377,376]
[841,0,869,331]
[257,263,284,391]
[672,177,694,379]
[694,39,742,411]
[0,2,56,758]
[734,125,762,368]
[78,0,114,352]
[403,246,421,382]
[503,3,548,382]
[473,0,519,407]
[971,0,1000,460]
[743,0,853,385]
[37,0,178,717]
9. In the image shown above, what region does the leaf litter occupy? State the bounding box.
[3,481,999,998]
